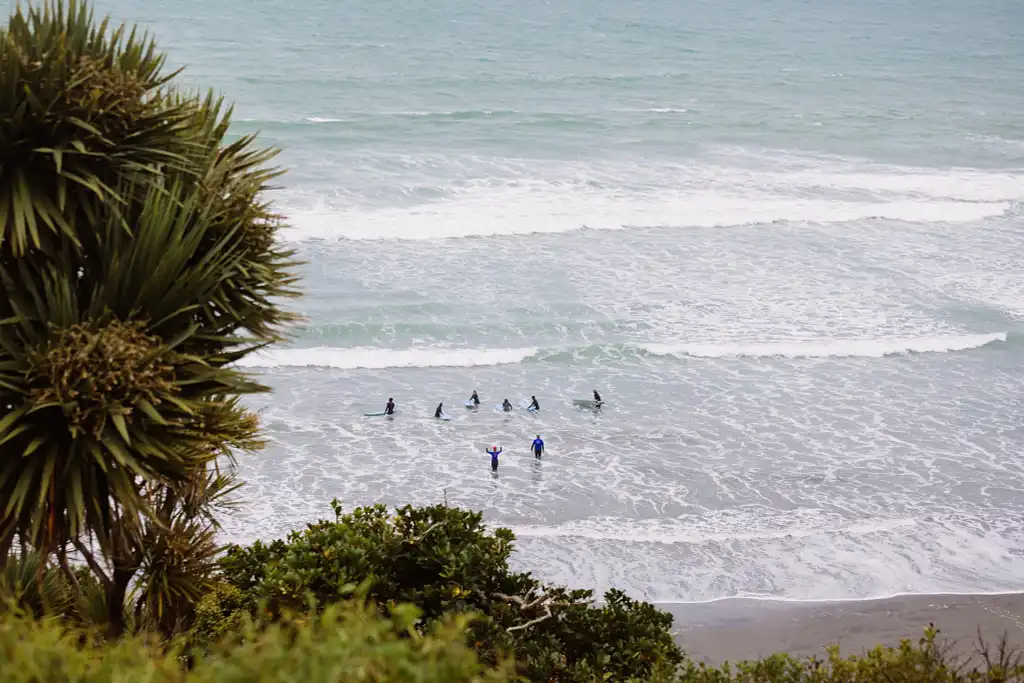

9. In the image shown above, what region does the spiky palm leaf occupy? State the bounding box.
[0,0,192,257]
[0,548,72,617]
[133,464,240,636]
[0,0,299,575]
[0,177,270,558]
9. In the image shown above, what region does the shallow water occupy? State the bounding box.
[34,0,1024,601]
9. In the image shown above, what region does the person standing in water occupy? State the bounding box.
[385,398,396,415]
[434,402,444,418]
[528,395,540,411]
[502,398,513,412]
[470,390,480,406]
[593,389,602,408]
[486,445,502,471]
[532,434,544,458]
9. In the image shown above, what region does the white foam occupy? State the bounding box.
[642,332,1007,359]
[510,515,918,545]
[304,116,342,123]
[281,193,1007,242]
[236,346,538,369]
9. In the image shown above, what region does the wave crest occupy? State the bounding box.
[235,333,1006,369]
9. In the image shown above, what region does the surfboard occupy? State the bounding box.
[364,410,393,417]
[572,398,601,409]
[436,414,452,421]
[464,400,478,409]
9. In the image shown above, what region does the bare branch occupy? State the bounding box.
[406,522,442,544]
[72,537,111,590]
[507,604,555,633]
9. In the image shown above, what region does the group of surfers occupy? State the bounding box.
[381,389,603,419]
[379,389,603,472]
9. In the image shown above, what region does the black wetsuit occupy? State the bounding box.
[435,404,443,418]
[385,401,395,415]
[593,391,602,407]
[528,398,540,411]
[471,393,480,405]
[502,400,513,412]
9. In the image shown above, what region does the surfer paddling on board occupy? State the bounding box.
[385,398,396,415]
[469,390,480,406]
[486,445,502,472]
[502,398,513,412]
[593,389,602,408]
[532,435,544,458]
[434,402,444,418]
[528,396,540,411]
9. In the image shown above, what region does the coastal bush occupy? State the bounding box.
[0,602,513,683]
[219,500,684,682]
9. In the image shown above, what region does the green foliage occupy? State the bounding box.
[0,601,513,683]
[673,627,1024,683]
[220,501,684,682]
[189,582,251,644]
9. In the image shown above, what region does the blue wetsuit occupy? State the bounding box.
[487,447,502,471]
[532,438,544,458]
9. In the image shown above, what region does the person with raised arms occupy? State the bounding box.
[486,445,502,472]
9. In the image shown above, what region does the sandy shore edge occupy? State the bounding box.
[659,593,1024,665]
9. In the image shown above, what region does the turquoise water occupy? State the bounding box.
[33,0,1024,601]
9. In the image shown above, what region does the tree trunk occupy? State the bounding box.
[107,567,135,637]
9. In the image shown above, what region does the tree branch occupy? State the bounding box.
[57,543,83,596]
[477,588,589,633]
[406,522,442,544]
[72,537,111,590]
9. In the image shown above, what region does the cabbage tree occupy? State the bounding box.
[0,0,298,633]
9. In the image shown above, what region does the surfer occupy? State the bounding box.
[385,398,396,415]
[434,402,444,418]
[593,389,602,408]
[486,445,502,472]
[470,390,480,406]
[528,395,540,411]
[532,434,544,458]
[502,398,513,412]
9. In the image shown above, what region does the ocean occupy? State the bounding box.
[38,0,1024,602]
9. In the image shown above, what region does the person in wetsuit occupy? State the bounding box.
[528,395,540,411]
[593,389,603,408]
[502,398,513,412]
[435,402,444,418]
[470,390,480,406]
[486,445,502,471]
[385,398,396,415]
[532,434,544,458]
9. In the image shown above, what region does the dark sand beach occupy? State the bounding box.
[663,593,1024,665]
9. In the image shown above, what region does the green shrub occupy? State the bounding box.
[673,627,1024,683]
[0,601,512,683]
[219,500,683,682]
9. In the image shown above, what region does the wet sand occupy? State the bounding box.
[661,593,1024,665]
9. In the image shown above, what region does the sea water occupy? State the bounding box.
[35,0,1024,602]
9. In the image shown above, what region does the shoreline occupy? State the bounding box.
[660,593,1024,665]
